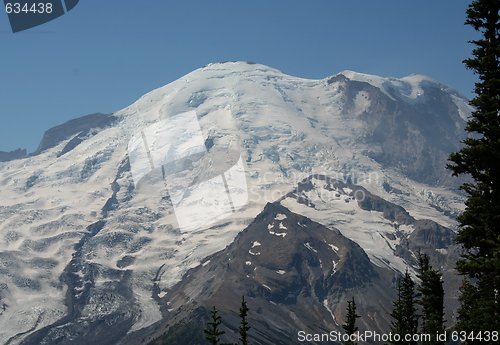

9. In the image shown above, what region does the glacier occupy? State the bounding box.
[0,61,469,344]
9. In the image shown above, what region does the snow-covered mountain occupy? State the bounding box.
[0,62,469,344]
[143,177,459,345]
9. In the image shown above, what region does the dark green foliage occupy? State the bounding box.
[389,270,418,345]
[205,306,225,345]
[447,0,500,337]
[456,278,479,333]
[239,296,250,345]
[342,297,360,345]
[417,254,445,344]
[456,277,498,335]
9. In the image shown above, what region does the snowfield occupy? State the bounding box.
[0,62,468,344]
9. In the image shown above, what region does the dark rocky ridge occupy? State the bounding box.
[0,148,27,162]
[284,174,461,320]
[121,175,461,345]
[143,202,398,345]
[1,113,117,163]
[34,113,117,155]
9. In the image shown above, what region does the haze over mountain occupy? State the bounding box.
[0,62,469,344]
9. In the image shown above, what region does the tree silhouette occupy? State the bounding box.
[389,270,418,345]
[417,253,445,344]
[239,296,250,345]
[204,306,225,345]
[342,297,360,345]
[447,0,500,338]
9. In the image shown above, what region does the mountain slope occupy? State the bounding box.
[0,62,468,344]
[146,202,398,345]
[143,179,458,345]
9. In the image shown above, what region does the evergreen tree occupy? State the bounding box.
[417,254,445,345]
[204,306,225,345]
[455,278,477,333]
[389,270,418,345]
[342,297,360,345]
[447,0,500,337]
[239,296,250,345]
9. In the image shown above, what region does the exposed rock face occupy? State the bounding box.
[0,148,27,162]
[328,74,467,187]
[282,175,460,314]
[142,175,460,345]
[146,202,398,345]
[34,113,116,155]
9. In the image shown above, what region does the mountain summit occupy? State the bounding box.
[0,62,468,344]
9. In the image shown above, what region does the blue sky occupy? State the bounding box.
[0,0,476,152]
